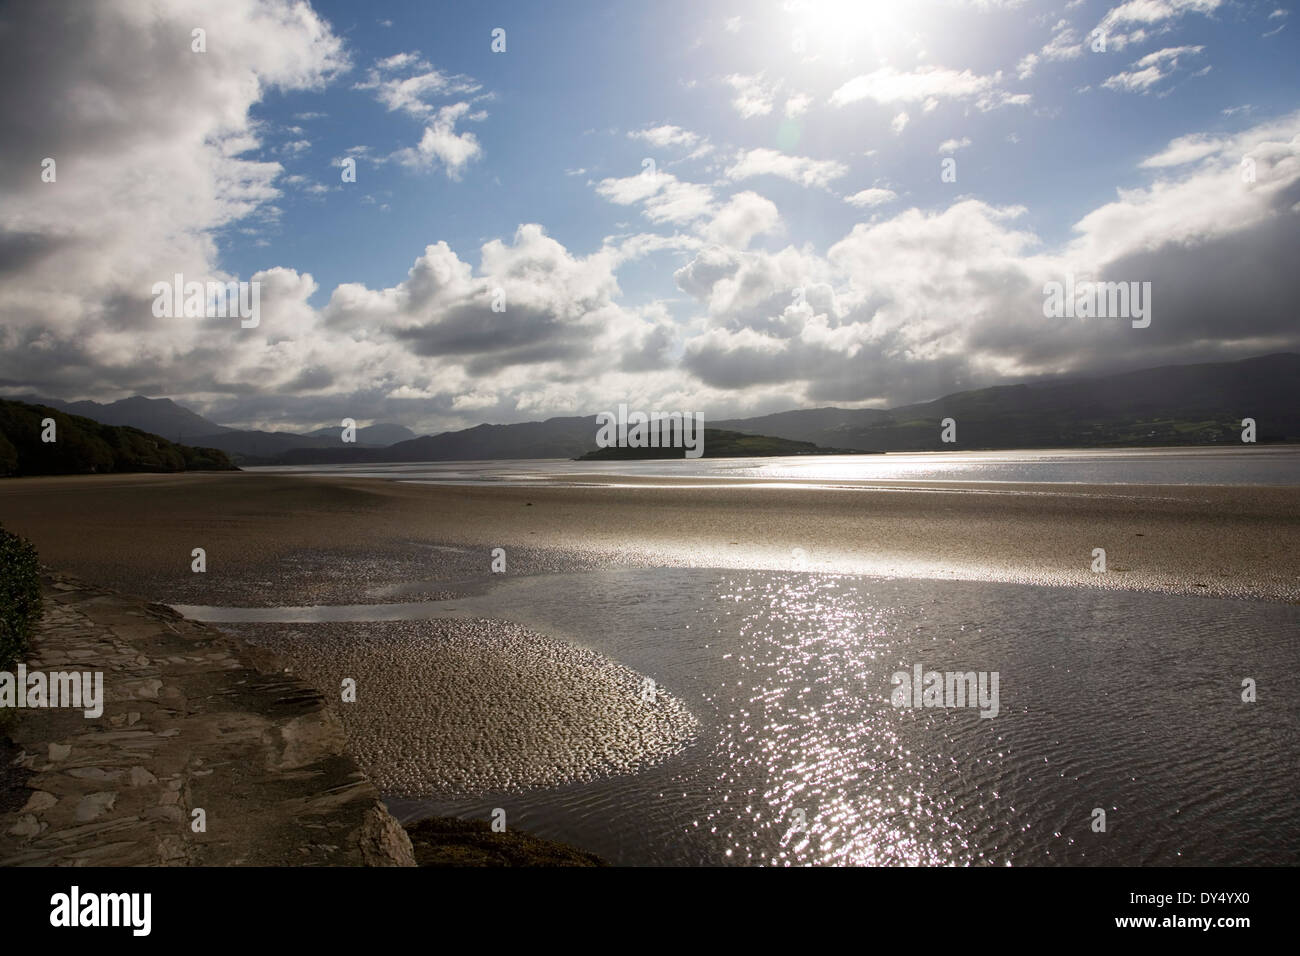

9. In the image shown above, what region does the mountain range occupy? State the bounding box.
[713,352,1300,451]
[9,353,1297,464]
[8,394,416,459]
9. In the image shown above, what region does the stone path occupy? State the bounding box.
[0,572,414,866]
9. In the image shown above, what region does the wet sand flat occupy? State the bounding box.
[220,619,698,796]
[3,472,1296,822]
[0,471,1296,603]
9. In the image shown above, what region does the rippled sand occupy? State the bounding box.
[224,618,698,796]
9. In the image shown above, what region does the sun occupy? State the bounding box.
[780,0,924,65]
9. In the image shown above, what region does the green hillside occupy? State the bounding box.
[0,399,238,476]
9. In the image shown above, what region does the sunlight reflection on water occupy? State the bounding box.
[375,568,1300,866]
[247,445,1300,487]
[184,567,1300,866]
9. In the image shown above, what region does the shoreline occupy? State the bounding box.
[0,471,1296,604]
[0,572,415,866]
[0,572,607,867]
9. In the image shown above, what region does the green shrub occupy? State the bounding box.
[0,524,42,670]
[0,431,16,477]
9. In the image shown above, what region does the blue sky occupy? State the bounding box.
[3,0,1299,431]
[236,0,1298,298]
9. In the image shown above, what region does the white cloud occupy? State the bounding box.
[355,52,488,177]
[1044,19,1085,60]
[355,54,480,118]
[1103,45,1205,93]
[392,102,482,177]
[725,148,848,189]
[672,112,1300,404]
[628,124,704,151]
[1098,0,1222,29]
[1139,132,1228,167]
[830,65,1023,111]
[595,170,716,224]
[701,192,781,248]
[891,111,910,133]
[0,0,348,405]
[938,137,972,154]
[1095,0,1222,50]
[1066,111,1300,265]
[785,92,813,117]
[844,188,898,208]
[726,73,779,118]
[1018,18,1085,77]
[276,138,311,157]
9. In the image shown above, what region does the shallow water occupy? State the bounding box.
[247,445,1300,486]
[186,567,1300,865]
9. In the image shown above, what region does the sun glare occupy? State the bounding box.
[782,0,923,64]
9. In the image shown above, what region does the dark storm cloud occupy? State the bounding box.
[619,324,674,372]
[0,231,67,276]
[394,301,582,358]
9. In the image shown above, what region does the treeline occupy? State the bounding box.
[0,399,238,477]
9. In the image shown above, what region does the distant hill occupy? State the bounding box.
[187,429,346,460]
[272,416,599,465]
[576,429,869,459]
[268,353,1300,464]
[13,394,229,442]
[192,423,416,462]
[9,353,1296,466]
[4,394,419,463]
[303,423,416,445]
[0,399,237,476]
[714,353,1300,450]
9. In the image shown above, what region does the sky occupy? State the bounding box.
[1,0,1297,433]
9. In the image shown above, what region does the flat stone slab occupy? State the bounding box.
[0,572,414,867]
